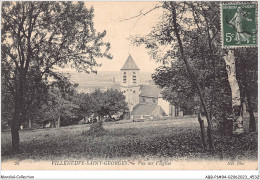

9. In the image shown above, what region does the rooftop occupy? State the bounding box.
[120,55,140,70]
[140,85,163,98]
[132,104,166,116]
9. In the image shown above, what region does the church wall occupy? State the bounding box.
[169,105,175,117]
[139,96,158,105]
[158,98,170,116]
[121,85,140,112]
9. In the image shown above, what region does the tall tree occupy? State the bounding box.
[132,1,257,138]
[90,89,128,118]
[101,89,129,118]
[1,2,112,152]
[132,1,221,150]
[37,84,80,128]
[76,92,96,119]
[235,48,258,132]
[223,50,244,135]
[152,65,198,116]
[168,1,214,150]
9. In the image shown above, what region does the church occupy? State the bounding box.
[120,55,182,120]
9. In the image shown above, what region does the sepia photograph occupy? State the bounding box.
[1,0,259,177]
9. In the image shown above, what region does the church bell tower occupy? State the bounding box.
[120,55,140,112]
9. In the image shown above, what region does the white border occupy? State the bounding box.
[1,0,259,179]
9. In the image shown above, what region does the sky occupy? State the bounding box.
[83,1,164,73]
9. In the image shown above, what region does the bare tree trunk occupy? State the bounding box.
[198,104,207,149]
[247,92,256,132]
[57,115,60,128]
[11,73,26,153]
[202,9,216,120]
[170,2,215,150]
[11,122,20,153]
[11,95,23,153]
[9,3,33,154]
[28,118,32,129]
[223,50,244,135]
[240,57,256,132]
[28,112,32,129]
[57,92,61,128]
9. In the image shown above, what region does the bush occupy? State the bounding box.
[89,121,104,133]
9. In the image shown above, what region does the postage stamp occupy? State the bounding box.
[221,3,257,48]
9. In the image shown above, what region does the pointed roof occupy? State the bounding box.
[131,104,166,116]
[120,55,140,70]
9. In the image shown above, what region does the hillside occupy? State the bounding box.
[2,116,257,170]
[67,71,154,92]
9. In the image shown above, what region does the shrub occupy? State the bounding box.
[89,121,104,133]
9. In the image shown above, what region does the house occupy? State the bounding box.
[120,55,182,120]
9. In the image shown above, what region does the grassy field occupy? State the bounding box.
[1,116,257,162]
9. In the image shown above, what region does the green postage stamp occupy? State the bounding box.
[221,3,257,48]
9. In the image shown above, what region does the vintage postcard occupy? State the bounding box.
[1,0,258,175]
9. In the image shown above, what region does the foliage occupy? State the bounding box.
[131,1,223,141]
[1,90,14,130]
[152,65,198,115]
[76,89,128,118]
[75,92,95,118]
[35,80,80,127]
[1,69,50,129]
[1,1,112,151]
[235,48,258,110]
[132,1,257,134]
[89,121,105,134]
[99,89,129,117]
[2,2,112,75]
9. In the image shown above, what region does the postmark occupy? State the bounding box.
[221,3,257,48]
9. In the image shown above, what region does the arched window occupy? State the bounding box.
[123,72,126,83]
[133,72,136,83]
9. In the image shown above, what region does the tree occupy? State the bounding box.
[132,1,222,150]
[223,50,244,135]
[131,1,257,144]
[90,89,128,119]
[50,73,79,127]
[75,89,128,123]
[152,65,198,116]
[101,89,129,118]
[235,48,257,132]
[76,92,96,119]
[1,1,112,152]
[1,85,14,130]
[1,65,50,130]
[34,74,80,128]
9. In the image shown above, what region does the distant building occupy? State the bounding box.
[78,84,119,94]
[120,55,141,112]
[120,55,182,120]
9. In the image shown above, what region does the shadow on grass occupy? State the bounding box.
[1,126,258,161]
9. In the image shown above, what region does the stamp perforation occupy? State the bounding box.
[220,1,258,49]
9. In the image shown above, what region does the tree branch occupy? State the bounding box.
[120,4,162,22]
